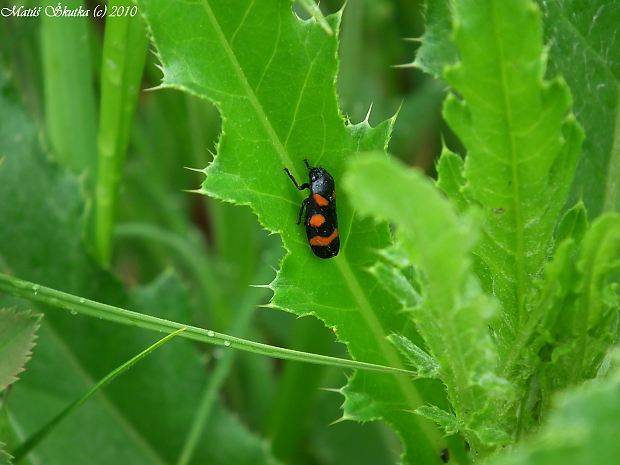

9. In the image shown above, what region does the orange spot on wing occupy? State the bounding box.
[313,193,329,206]
[309,214,326,227]
[309,229,339,246]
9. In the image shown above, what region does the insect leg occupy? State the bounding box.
[297,197,309,225]
[284,167,310,191]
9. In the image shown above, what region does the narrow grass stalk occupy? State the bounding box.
[94,2,149,265]
[0,273,415,377]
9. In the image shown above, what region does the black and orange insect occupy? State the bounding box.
[284,159,339,259]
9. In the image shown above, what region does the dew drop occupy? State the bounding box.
[224,341,231,347]
[207,330,215,337]
[70,310,77,315]
[79,298,85,303]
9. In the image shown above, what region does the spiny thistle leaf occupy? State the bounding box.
[414,1,620,218]
[138,0,447,462]
[0,308,40,392]
[343,153,509,454]
[440,0,584,354]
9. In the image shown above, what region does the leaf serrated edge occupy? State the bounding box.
[0,307,41,391]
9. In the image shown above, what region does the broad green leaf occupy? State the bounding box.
[0,85,120,298]
[343,153,509,455]
[137,0,447,462]
[431,0,620,445]
[0,309,40,392]
[0,84,280,464]
[10,328,185,463]
[441,0,584,347]
[419,0,619,218]
[488,358,620,465]
[7,322,168,465]
[535,1,620,217]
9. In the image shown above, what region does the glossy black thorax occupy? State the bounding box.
[308,167,335,197]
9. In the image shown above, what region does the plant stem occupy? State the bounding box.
[0,273,415,377]
[94,2,149,265]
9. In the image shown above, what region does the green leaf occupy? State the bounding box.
[535,1,620,217]
[137,0,447,462]
[101,273,281,465]
[369,262,422,312]
[0,444,11,465]
[419,1,620,218]
[435,146,469,213]
[41,0,97,177]
[343,153,508,454]
[413,0,458,77]
[503,213,620,424]
[0,83,119,298]
[5,276,281,465]
[388,334,439,379]
[498,238,576,382]
[7,322,169,465]
[441,0,584,344]
[556,202,588,249]
[571,213,620,379]
[10,328,186,463]
[0,83,280,464]
[0,309,40,392]
[488,357,620,465]
[414,406,460,435]
[296,0,333,36]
